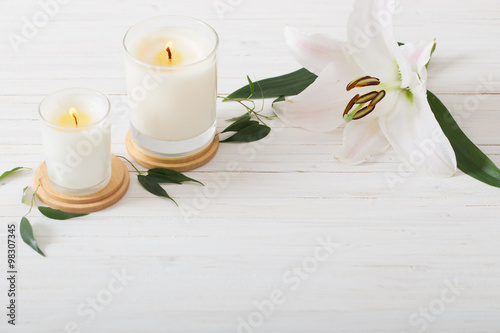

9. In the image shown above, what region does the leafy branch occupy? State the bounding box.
[0,166,89,257]
[3,156,205,257]
[0,167,30,182]
[116,156,204,206]
[218,76,273,143]
[20,184,89,257]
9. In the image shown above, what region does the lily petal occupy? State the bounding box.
[400,40,436,83]
[273,63,360,132]
[284,26,361,75]
[337,117,390,164]
[379,80,457,177]
[346,0,401,83]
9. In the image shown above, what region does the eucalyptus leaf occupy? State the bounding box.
[273,96,286,105]
[226,68,317,100]
[428,91,500,188]
[138,175,178,206]
[247,75,255,96]
[0,167,29,182]
[222,118,259,134]
[20,217,45,257]
[226,113,251,123]
[38,207,89,220]
[221,124,271,143]
[147,168,203,186]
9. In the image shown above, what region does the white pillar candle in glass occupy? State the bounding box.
[39,88,112,196]
[123,16,219,157]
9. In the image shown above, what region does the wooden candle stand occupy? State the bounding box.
[34,155,130,214]
[125,130,219,171]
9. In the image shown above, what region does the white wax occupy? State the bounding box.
[124,26,217,144]
[40,90,111,196]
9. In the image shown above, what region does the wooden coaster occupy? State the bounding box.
[125,130,219,171]
[34,155,130,214]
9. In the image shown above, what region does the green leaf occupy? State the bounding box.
[0,167,29,182]
[221,124,271,143]
[38,207,89,220]
[146,168,204,186]
[20,217,45,257]
[137,175,178,206]
[222,118,259,134]
[226,113,251,123]
[428,90,500,188]
[226,68,318,100]
[247,75,255,96]
[272,96,286,105]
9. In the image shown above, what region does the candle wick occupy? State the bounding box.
[72,113,78,127]
[166,47,172,61]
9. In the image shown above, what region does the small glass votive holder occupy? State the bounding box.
[39,88,112,196]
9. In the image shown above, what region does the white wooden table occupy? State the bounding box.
[1,0,500,332]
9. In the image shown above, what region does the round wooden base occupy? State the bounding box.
[34,155,130,214]
[125,130,219,171]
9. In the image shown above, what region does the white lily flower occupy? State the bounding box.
[273,0,457,177]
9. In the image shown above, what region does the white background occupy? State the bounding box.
[1,0,500,332]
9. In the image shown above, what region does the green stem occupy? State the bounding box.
[253,112,269,127]
[24,185,40,217]
[218,95,269,126]
[116,155,144,175]
[219,96,254,113]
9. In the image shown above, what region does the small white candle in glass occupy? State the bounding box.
[39,88,112,196]
[123,16,219,157]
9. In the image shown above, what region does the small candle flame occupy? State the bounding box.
[69,107,79,127]
[165,41,173,61]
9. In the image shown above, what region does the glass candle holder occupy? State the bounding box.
[123,16,219,157]
[39,88,112,196]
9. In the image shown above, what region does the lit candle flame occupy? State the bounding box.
[165,41,173,61]
[69,107,79,127]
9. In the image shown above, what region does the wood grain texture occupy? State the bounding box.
[125,130,220,171]
[34,155,130,213]
[0,0,500,332]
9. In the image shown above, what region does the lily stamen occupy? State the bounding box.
[343,77,387,123]
[369,90,386,106]
[352,105,375,120]
[356,91,378,104]
[343,94,359,117]
[346,76,380,91]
